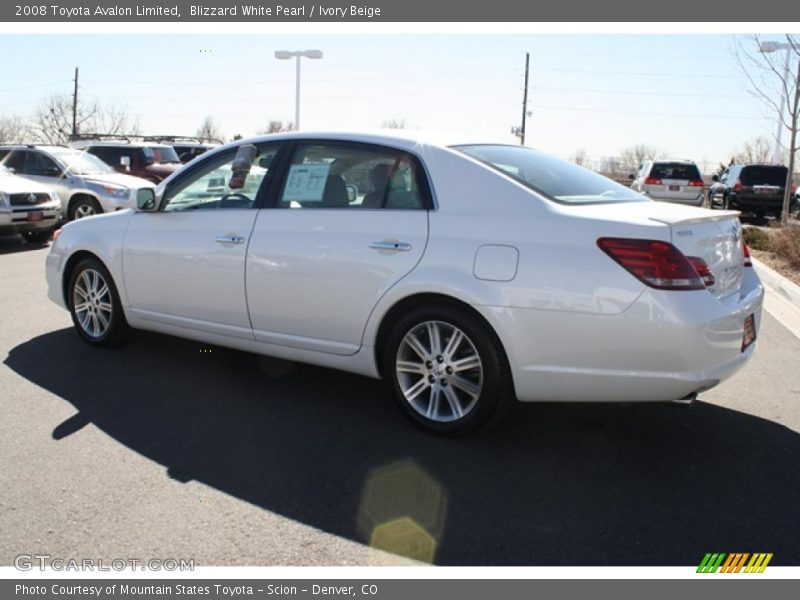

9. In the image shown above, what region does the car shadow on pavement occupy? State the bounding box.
[0,234,49,255]
[6,328,800,566]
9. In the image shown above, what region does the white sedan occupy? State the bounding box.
[45,132,764,434]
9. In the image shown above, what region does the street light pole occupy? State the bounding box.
[275,49,323,131]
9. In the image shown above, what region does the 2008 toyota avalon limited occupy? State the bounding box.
[45,132,764,434]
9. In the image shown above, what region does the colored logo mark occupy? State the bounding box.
[697,553,773,573]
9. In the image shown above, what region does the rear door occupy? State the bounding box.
[246,140,431,355]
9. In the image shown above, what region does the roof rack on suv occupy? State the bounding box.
[143,135,223,145]
[68,133,143,143]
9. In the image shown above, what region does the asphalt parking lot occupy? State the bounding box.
[1,234,800,567]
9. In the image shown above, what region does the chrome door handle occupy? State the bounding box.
[369,240,412,252]
[215,234,246,245]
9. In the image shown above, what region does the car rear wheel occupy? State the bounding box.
[68,258,129,346]
[69,197,102,221]
[382,305,514,435]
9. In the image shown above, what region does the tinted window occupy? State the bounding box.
[0,150,24,172]
[278,143,425,210]
[649,162,701,180]
[455,144,643,205]
[740,166,788,186]
[23,151,60,176]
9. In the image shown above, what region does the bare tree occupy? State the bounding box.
[257,120,294,134]
[600,156,621,179]
[380,118,406,129]
[196,116,223,142]
[0,115,29,144]
[619,144,665,173]
[571,148,589,167]
[734,34,799,223]
[732,135,773,164]
[30,94,94,144]
[29,94,139,144]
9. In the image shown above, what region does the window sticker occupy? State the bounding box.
[284,163,332,202]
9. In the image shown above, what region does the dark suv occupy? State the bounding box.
[70,136,182,183]
[710,164,793,219]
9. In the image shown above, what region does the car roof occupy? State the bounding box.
[71,141,173,149]
[216,130,507,152]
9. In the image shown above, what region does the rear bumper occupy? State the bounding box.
[647,192,703,207]
[730,194,783,212]
[477,268,764,403]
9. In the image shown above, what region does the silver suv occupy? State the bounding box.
[629,159,705,206]
[0,145,155,220]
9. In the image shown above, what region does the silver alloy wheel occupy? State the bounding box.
[74,203,96,219]
[395,320,483,422]
[72,268,113,338]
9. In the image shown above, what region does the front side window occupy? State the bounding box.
[23,151,61,177]
[143,146,180,164]
[277,143,425,209]
[455,144,645,205]
[163,145,278,212]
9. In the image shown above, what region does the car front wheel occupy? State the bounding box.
[69,197,102,220]
[68,258,128,346]
[382,305,514,435]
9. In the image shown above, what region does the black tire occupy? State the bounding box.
[67,257,129,347]
[24,229,53,245]
[722,194,730,210]
[382,304,515,435]
[69,196,102,221]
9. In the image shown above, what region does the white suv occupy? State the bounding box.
[0,145,156,220]
[629,159,705,207]
[0,165,61,243]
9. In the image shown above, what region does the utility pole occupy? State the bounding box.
[511,53,531,145]
[71,67,79,138]
[520,52,529,146]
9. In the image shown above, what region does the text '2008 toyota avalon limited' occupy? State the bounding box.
[45,131,763,434]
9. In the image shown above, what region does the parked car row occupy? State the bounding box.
[0,134,221,239]
[627,158,798,217]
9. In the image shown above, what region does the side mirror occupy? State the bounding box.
[43,166,62,177]
[136,188,157,211]
[627,173,635,181]
[711,174,719,182]
[230,144,257,190]
[345,184,357,203]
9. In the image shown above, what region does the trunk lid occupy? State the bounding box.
[567,200,744,299]
[649,209,744,299]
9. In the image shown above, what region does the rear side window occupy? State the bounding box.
[455,144,643,205]
[740,166,788,186]
[277,143,426,210]
[649,163,701,180]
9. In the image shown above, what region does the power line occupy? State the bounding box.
[532,85,750,99]
[531,104,765,120]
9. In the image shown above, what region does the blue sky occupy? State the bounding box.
[0,34,791,172]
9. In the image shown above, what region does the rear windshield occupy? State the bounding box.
[740,166,788,186]
[454,144,644,205]
[650,162,701,181]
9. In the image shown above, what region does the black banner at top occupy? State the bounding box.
[3,0,800,22]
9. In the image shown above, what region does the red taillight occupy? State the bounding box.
[597,238,705,291]
[687,256,715,287]
[688,179,705,187]
[743,242,752,267]
[644,177,662,185]
[732,179,742,192]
